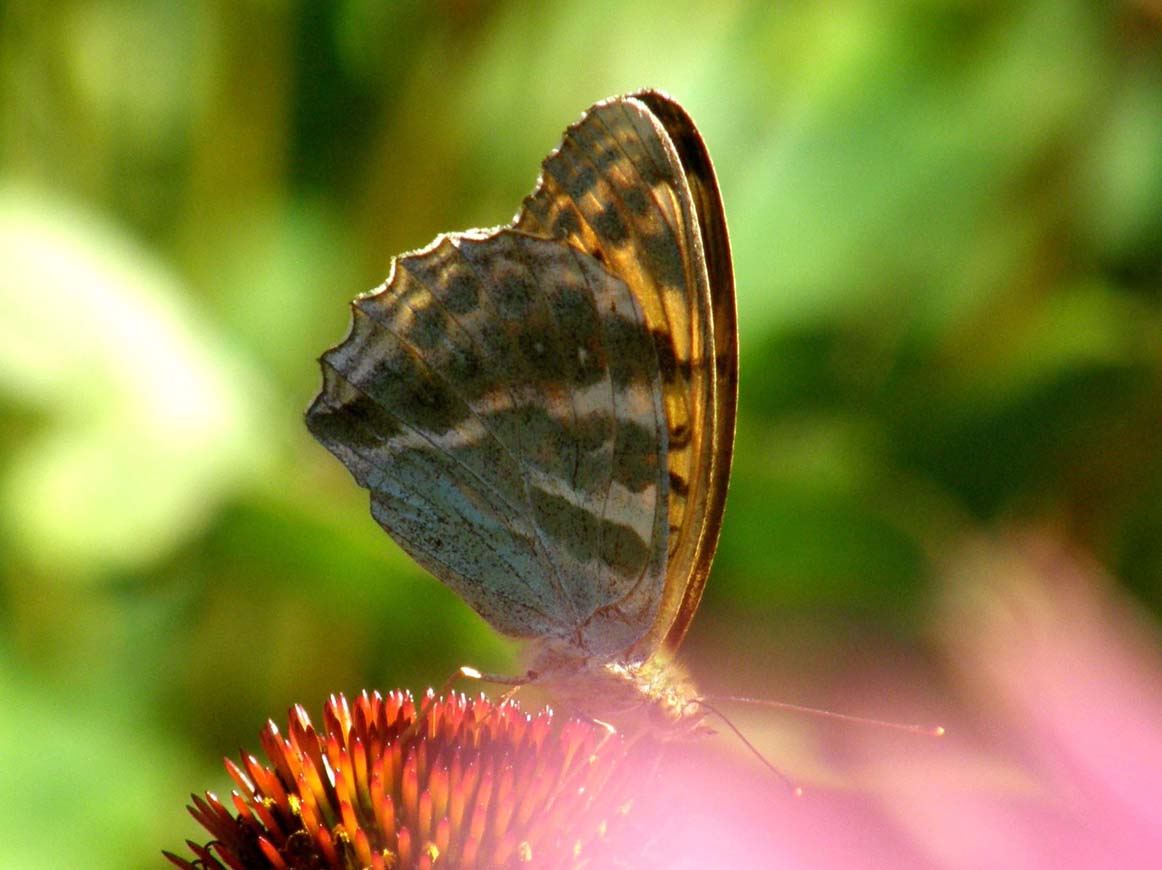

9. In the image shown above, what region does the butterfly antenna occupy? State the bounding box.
[702,695,946,737]
[694,699,804,797]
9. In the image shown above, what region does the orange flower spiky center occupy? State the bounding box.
[165,690,637,869]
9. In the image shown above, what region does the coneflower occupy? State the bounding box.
[165,690,644,869]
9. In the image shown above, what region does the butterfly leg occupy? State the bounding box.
[404,666,540,741]
[458,666,541,709]
[458,665,538,688]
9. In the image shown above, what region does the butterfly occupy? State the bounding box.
[306,90,736,733]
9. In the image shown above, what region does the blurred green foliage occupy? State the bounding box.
[1,1,1159,867]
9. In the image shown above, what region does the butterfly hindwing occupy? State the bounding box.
[307,230,670,653]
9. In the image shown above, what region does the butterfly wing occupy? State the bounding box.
[307,230,671,654]
[516,91,737,658]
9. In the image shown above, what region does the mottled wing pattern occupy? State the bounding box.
[307,231,670,653]
[515,91,737,657]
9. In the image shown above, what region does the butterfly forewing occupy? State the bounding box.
[516,91,736,658]
[633,91,737,654]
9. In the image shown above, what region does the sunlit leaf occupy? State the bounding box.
[0,186,270,577]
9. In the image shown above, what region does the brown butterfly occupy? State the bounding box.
[307,90,736,734]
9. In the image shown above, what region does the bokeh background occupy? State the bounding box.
[2,2,1161,867]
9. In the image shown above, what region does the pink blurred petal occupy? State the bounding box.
[936,532,1162,865]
